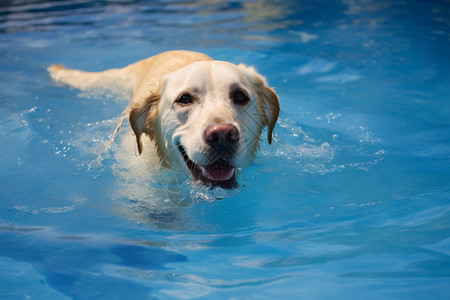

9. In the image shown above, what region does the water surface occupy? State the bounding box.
[1,0,449,299]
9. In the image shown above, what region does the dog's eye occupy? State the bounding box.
[232,90,250,105]
[176,93,194,105]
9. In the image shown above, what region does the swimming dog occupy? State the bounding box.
[48,50,279,189]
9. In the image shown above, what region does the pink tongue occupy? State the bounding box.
[203,164,234,181]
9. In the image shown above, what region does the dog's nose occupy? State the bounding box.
[204,124,239,150]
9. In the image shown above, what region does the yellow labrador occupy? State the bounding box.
[48,50,279,189]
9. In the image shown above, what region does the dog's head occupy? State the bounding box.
[129,60,279,189]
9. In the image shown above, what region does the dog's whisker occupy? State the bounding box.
[160,144,180,166]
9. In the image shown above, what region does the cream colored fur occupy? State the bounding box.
[48,50,279,188]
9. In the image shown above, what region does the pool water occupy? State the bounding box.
[1,0,449,299]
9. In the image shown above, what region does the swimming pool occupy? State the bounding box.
[1,0,449,299]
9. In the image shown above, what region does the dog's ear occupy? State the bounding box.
[129,88,160,155]
[255,77,279,144]
[240,64,280,144]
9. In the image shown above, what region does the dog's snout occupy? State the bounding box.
[204,124,239,150]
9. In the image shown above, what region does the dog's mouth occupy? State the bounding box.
[177,144,238,189]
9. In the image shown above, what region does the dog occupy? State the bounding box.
[48,50,279,189]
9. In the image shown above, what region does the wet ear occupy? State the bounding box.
[240,64,280,144]
[129,89,160,154]
[256,79,279,144]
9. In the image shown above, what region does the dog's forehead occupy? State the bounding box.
[165,61,250,89]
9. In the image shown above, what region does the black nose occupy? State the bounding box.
[204,124,239,152]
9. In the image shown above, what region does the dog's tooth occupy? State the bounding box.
[201,166,213,180]
[226,168,235,180]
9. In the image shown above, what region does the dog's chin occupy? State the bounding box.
[177,145,238,189]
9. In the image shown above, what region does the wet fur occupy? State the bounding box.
[48,50,279,187]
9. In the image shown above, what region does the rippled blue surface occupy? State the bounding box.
[1,0,449,299]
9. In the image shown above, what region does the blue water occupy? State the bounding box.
[1,0,449,299]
